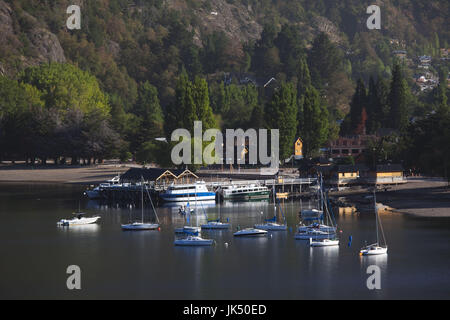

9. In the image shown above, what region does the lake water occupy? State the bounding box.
[0,183,449,299]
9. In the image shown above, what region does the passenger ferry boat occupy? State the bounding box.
[219,184,270,201]
[159,181,216,202]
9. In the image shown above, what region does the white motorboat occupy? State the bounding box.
[121,176,160,231]
[84,175,121,199]
[201,220,230,229]
[233,228,268,237]
[57,213,100,226]
[309,238,339,247]
[174,235,214,246]
[360,189,388,256]
[294,229,334,240]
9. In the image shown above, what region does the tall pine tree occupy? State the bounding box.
[265,82,298,161]
[388,64,408,130]
[297,86,329,157]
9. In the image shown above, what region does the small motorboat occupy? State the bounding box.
[174,235,214,246]
[233,228,268,237]
[359,244,388,256]
[253,222,287,231]
[57,213,100,226]
[121,222,159,231]
[201,220,230,230]
[309,238,339,247]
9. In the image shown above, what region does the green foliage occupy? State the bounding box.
[297,86,329,157]
[388,64,409,130]
[265,82,297,160]
[20,63,110,117]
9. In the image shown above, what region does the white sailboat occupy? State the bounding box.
[296,173,337,237]
[309,238,340,247]
[254,185,287,231]
[201,201,230,230]
[360,189,388,256]
[121,177,160,231]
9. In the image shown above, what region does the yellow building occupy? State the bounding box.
[294,137,303,160]
[361,164,406,185]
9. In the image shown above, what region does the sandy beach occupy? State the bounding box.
[0,163,133,184]
[375,177,450,217]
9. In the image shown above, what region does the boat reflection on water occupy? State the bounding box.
[58,223,100,234]
[359,252,388,272]
[162,200,216,210]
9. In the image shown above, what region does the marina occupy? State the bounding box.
[0,182,450,299]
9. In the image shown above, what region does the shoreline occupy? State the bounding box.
[342,177,450,218]
[0,165,449,217]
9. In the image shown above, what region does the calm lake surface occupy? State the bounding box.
[0,183,449,299]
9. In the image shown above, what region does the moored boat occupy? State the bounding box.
[233,228,268,237]
[309,238,339,247]
[57,213,100,226]
[174,235,214,246]
[160,181,215,202]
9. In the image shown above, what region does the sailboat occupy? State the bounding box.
[360,189,388,256]
[254,185,287,231]
[308,193,339,246]
[201,202,230,230]
[174,187,201,233]
[297,173,336,235]
[121,177,160,231]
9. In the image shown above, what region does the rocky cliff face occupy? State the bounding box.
[0,0,65,77]
[167,0,262,57]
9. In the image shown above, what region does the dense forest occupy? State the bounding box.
[0,0,449,177]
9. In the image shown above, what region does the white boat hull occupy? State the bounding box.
[234,228,268,237]
[360,246,388,256]
[310,239,339,247]
[57,216,100,226]
[121,223,159,230]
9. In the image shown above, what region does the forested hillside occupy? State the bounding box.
[0,0,449,174]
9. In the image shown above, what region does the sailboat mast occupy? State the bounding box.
[141,176,144,223]
[374,188,379,245]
